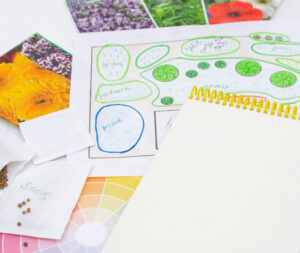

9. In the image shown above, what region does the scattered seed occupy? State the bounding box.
[26,208,31,213]
[17,222,22,227]
[22,201,26,206]
[0,166,8,190]
[26,198,30,202]
[18,203,22,208]
[22,211,26,215]
[23,242,28,247]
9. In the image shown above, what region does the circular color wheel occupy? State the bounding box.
[0,177,141,253]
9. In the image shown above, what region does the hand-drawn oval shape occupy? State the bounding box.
[181,36,240,57]
[96,44,131,81]
[95,80,153,103]
[95,104,144,153]
[249,32,290,42]
[136,45,170,69]
[276,58,300,73]
[251,43,300,56]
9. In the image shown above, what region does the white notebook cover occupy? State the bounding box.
[102,98,300,253]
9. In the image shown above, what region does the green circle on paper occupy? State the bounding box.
[236,60,262,77]
[265,35,273,41]
[270,71,297,88]
[198,62,210,70]
[185,70,198,78]
[215,60,227,68]
[153,65,179,82]
[161,96,174,105]
[253,34,261,40]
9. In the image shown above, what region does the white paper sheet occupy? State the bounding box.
[20,108,93,164]
[102,96,300,253]
[70,20,300,176]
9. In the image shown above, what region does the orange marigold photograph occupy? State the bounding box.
[0,52,70,125]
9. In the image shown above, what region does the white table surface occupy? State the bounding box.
[0,0,299,132]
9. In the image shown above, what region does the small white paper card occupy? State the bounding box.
[20,108,93,164]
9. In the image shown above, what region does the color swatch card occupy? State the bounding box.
[102,88,300,253]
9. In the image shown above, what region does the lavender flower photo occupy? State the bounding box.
[67,0,156,32]
[14,34,72,79]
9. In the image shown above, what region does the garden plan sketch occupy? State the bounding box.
[70,21,300,176]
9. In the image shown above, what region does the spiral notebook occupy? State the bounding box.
[102,87,300,253]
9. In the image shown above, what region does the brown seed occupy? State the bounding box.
[18,203,22,208]
[26,198,30,202]
[23,242,28,247]
[17,222,22,226]
[21,201,26,206]
[22,211,26,215]
[26,208,31,213]
[0,166,8,190]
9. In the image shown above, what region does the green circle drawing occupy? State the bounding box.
[253,34,261,40]
[161,96,174,105]
[270,71,297,88]
[153,64,179,82]
[186,70,198,78]
[215,60,227,68]
[265,35,273,41]
[235,60,262,77]
[198,62,210,70]
[275,36,283,42]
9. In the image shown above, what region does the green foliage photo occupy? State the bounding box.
[144,0,207,27]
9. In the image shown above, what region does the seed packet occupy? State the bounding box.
[0,161,91,239]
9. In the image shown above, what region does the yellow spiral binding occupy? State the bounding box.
[189,86,299,120]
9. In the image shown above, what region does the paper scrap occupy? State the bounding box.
[20,107,93,164]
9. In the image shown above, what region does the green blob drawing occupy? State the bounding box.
[265,35,273,41]
[186,70,198,78]
[236,60,262,77]
[198,62,210,69]
[161,96,174,105]
[215,60,226,68]
[253,34,261,40]
[275,36,283,42]
[153,64,179,82]
[270,71,297,88]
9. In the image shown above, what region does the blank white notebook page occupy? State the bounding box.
[102,98,300,253]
